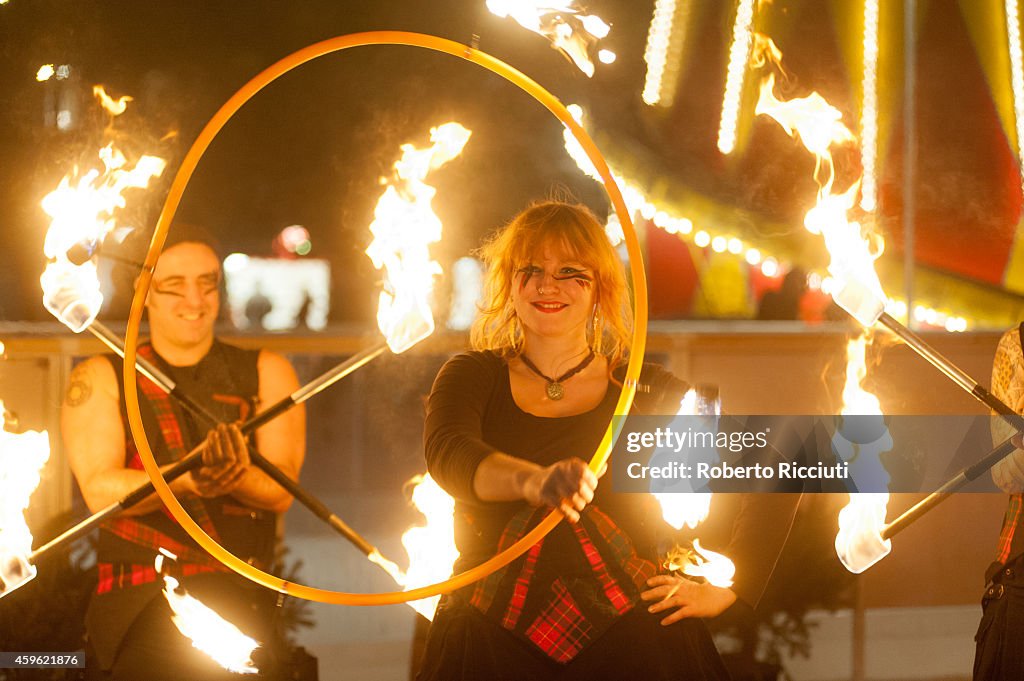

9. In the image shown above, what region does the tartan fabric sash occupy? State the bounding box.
[97,345,227,593]
[468,505,658,663]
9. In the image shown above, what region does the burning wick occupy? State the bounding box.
[663,539,736,596]
[485,0,612,77]
[0,400,50,599]
[157,550,260,675]
[365,121,471,353]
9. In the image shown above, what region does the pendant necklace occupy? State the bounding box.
[518,350,596,401]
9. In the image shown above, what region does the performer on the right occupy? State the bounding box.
[975,324,1024,679]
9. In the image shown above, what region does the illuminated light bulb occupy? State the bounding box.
[598,50,617,64]
[860,0,879,211]
[727,237,743,254]
[643,0,681,106]
[711,236,727,253]
[761,257,779,277]
[694,231,711,248]
[1007,0,1024,196]
[717,0,757,154]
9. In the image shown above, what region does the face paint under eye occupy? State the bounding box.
[553,270,593,288]
[517,266,541,291]
[152,286,185,298]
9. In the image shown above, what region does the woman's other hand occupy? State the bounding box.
[640,575,737,625]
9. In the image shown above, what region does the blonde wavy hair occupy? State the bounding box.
[470,201,632,369]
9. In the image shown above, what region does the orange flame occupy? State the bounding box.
[755,66,886,326]
[833,335,892,573]
[396,474,459,620]
[652,389,712,530]
[485,0,611,77]
[0,400,50,596]
[665,539,735,589]
[159,553,259,674]
[753,38,892,572]
[365,122,470,353]
[364,475,459,620]
[40,135,165,331]
[92,85,133,117]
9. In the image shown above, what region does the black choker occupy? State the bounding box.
[518,350,596,401]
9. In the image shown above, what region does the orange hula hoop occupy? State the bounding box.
[124,31,649,605]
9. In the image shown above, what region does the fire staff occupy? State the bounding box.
[62,227,306,680]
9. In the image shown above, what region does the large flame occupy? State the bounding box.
[161,570,260,674]
[397,474,459,620]
[652,389,713,530]
[365,122,470,354]
[752,38,892,572]
[39,91,165,332]
[0,400,50,596]
[665,539,735,589]
[833,335,892,573]
[755,54,887,327]
[365,475,459,620]
[485,0,611,77]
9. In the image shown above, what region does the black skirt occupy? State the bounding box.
[416,599,730,681]
[974,558,1024,680]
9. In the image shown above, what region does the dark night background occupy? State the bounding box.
[1,0,1022,324]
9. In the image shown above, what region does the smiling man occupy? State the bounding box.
[62,225,306,680]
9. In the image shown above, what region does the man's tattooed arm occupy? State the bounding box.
[65,362,93,407]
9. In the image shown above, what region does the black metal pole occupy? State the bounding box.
[876,312,1024,429]
[31,338,390,562]
[881,435,1017,540]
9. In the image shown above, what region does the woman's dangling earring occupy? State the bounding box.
[509,311,524,353]
[591,304,603,354]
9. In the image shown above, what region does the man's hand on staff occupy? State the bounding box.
[191,423,251,497]
[521,457,606,523]
[640,575,737,625]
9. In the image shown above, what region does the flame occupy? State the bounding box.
[92,85,133,117]
[485,0,611,77]
[161,572,260,674]
[363,475,459,620]
[753,37,893,572]
[0,400,50,593]
[365,122,470,353]
[393,474,459,620]
[833,334,892,572]
[652,389,712,530]
[665,539,735,589]
[40,137,165,332]
[36,64,55,82]
[755,68,886,325]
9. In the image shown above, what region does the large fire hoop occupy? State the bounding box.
[124,31,647,606]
